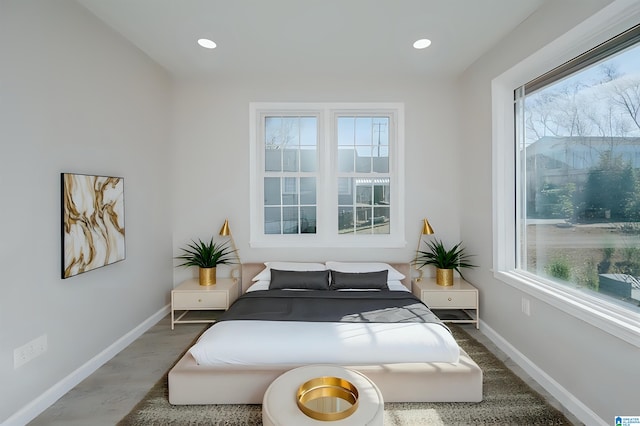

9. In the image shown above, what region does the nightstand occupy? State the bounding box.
[412,277,479,329]
[171,278,238,329]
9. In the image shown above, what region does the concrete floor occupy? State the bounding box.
[29,317,581,426]
[29,316,207,426]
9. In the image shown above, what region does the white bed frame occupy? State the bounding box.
[168,263,483,404]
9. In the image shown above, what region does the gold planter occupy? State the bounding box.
[199,267,216,286]
[436,268,454,286]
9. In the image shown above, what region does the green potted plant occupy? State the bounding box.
[175,238,236,286]
[414,239,476,286]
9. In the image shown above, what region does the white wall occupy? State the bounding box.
[0,1,172,423]
[171,74,463,283]
[459,0,638,424]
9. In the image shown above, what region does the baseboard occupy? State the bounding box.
[2,305,170,426]
[479,320,606,426]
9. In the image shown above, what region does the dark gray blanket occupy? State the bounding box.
[217,290,444,324]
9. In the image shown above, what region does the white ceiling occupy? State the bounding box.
[77,0,547,78]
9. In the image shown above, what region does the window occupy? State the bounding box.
[515,24,640,314]
[250,103,404,248]
[337,115,391,235]
[263,115,318,235]
[493,19,640,346]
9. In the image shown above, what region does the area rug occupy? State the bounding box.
[118,326,571,425]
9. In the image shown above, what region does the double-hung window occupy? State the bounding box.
[262,114,319,236]
[495,21,640,344]
[250,103,405,248]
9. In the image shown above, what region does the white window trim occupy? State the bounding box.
[492,0,640,348]
[249,102,405,248]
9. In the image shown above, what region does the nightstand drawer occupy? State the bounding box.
[412,278,479,329]
[423,291,476,308]
[173,292,227,310]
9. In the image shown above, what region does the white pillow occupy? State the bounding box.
[334,281,409,292]
[252,262,327,281]
[387,280,410,292]
[325,261,405,281]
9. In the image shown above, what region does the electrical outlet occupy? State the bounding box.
[521,297,531,316]
[14,334,47,369]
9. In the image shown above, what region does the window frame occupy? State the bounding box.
[249,102,405,248]
[491,4,640,348]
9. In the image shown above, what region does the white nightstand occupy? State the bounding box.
[412,277,479,329]
[171,278,238,329]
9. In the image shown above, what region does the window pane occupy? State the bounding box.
[266,116,318,173]
[338,177,391,235]
[264,175,316,235]
[265,149,281,172]
[338,147,355,172]
[300,177,316,205]
[338,116,391,174]
[283,149,298,172]
[373,146,389,173]
[266,117,298,148]
[338,117,355,146]
[355,117,372,146]
[283,207,298,234]
[281,117,300,146]
[373,117,389,146]
[264,207,281,234]
[518,40,640,312]
[265,117,283,147]
[338,177,353,205]
[356,146,372,173]
[300,147,317,172]
[374,182,390,205]
[373,206,390,234]
[356,206,372,233]
[301,206,316,234]
[282,177,298,205]
[338,206,354,232]
[356,185,372,205]
[299,117,317,146]
[264,177,281,205]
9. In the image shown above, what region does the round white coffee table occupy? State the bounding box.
[262,365,383,426]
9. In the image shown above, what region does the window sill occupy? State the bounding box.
[494,270,640,348]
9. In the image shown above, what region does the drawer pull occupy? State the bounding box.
[198,298,202,302]
[448,297,452,301]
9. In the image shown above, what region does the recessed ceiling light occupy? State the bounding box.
[413,39,432,49]
[197,38,217,49]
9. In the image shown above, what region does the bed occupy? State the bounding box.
[168,262,482,404]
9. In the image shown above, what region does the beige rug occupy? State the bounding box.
[118,326,571,425]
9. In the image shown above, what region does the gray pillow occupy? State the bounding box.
[330,270,389,290]
[268,269,330,290]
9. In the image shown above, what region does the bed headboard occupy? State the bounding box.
[240,262,412,294]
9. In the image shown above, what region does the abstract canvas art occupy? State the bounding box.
[61,173,125,278]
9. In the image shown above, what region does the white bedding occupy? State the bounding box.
[189,280,460,366]
[189,320,460,366]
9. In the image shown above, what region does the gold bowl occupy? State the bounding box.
[296,376,359,421]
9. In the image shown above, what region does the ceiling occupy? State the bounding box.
[77,0,547,79]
